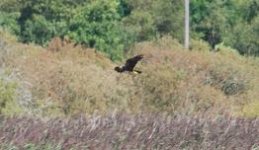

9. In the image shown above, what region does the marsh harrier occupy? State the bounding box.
[114,54,144,74]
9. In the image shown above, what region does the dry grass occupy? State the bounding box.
[0,114,258,149]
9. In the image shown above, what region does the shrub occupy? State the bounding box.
[243,101,259,118]
[3,35,259,117]
[204,66,248,96]
[190,39,211,52]
[0,12,20,35]
[0,27,18,43]
[133,65,187,112]
[0,76,22,116]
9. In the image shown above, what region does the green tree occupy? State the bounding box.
[0,0,24,12]
[21,15,55,45]
[0,12,20,35]
[68,0,125,60]
[191,0,259,56]
[191,0,227,47]
[17,0,73,44]
[221,0,259,56]
[224,16,259,56]
[243,0,259,22]
[122,0,184,42]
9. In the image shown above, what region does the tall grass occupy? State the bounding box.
[0,114,258,149]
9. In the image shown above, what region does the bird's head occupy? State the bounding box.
[114,66,123,72]
[137,54,144,59]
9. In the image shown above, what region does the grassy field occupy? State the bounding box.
[0,114,258,149]
[0,30,259,149]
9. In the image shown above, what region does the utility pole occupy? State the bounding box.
[184,0,190,49]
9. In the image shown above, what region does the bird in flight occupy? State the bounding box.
[114,54,144,74]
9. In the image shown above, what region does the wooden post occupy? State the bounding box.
[184,0,190,49]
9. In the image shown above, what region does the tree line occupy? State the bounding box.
[0,0,258,59]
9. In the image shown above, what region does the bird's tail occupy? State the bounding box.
[133,70,142,74]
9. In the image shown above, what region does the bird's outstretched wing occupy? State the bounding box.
[123,54,144,71]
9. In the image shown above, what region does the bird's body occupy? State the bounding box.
[114,54,144,74]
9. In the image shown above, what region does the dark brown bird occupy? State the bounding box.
[114,54,144,74]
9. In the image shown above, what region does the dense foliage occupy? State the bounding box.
[1,0,127,60]
[0,0,258,57]
[191,0,259,55]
